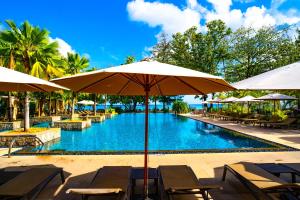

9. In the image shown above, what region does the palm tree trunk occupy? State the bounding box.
[49,92,51,116]
[8,92,13,122]
[154,97,157,112]
[94,94,97,116]
[24,92,30,131]
[55,99,57,115]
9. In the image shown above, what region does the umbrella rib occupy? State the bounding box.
[27,84,48,92]
[173,77,205,95]
[117,80,131,95]
[120,74,144,87]
[151,76,164,96]
[149,76,169,88]
[76,73,118,92]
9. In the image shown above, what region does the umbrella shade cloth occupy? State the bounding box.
[234,95,260,102]
[0,66,68,92]
[222,97,239,103]
[232,61,300,90]
[51,60,234,198]
[77,100,95,105]
[52,61,234,95]
[255,93,297,101]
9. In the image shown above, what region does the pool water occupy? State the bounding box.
[33,113,276,152]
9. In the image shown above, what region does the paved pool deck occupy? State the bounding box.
[0,115,300,199]
[1,152,300,200]
[184,114,300,150]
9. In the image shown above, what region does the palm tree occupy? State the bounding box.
[2,20,61,131]
[0,27,18,121]
[65,53,89,118]
[66,53,89,75]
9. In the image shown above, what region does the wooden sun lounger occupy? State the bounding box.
[158,165,219,200]
[222,163,300,200]
[0,167,65,200]
[67,166,132,200]
[267,118,297,129]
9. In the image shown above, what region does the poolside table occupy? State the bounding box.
[131,167,158,198]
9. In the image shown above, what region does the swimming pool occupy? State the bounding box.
[30,113,282,153]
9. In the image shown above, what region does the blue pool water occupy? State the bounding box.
[35,113,275,152]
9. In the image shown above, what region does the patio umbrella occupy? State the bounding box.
[208,97,222,110]
[255,93,297,112]
[0,66,68,131]
[77,100,95,105]
[51,60,235,198]
[234,95,260,113]
[222,96,239,103]
[232,61,300,90]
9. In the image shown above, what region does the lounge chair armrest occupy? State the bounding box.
[168,184,220,193]
[66,188,123,195]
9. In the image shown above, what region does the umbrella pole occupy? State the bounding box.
[144,76,150,199]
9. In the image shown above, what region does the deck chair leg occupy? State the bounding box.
[222,166,227,181]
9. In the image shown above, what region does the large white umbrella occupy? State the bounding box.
[255,93,297,112]
[52,60,235,198]
[0,66,68,131]
[232,61,300,90]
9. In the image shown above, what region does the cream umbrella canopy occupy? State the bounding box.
[234,95,260,113]
[77,100,95,105]
[232,61,300,90]
[255,93,297,112]
[0,66,68,131]
[52,60,235,198]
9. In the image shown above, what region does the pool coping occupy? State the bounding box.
[10,113,298,156]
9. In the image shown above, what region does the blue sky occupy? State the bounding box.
[0,0,299,103]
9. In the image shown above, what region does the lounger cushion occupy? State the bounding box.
[90,166,131,191]
[228,163,287,190]
[159,165,200,191]
[0,167,62,197]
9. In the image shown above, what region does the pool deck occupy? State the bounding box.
[184,114,300,150]
[1,152,300,200]
[0,115,300,199]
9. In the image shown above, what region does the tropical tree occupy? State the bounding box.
[65,53,89,75]
[0,20,63,130]
[64,52,89,118]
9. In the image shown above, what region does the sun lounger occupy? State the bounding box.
[268,118,297,129]
[158,165,219,200]
[67,166,132,200]
[0,167,65,200]
[222,163,300,200]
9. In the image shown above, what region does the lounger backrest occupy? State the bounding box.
[0,168,61,197]
[159,165,199,190]
[229,163,287,190]
[90,166,132,191]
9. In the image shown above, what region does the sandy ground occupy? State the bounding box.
[1,151,300,200]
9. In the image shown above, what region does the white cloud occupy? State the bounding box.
[244,6,276,29]
[127,0,300,36]
[127,0,201,35]
[49,37,75,57]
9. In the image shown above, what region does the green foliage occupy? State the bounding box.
[65,53,89,75]
[271,110,288,121]
[105,108,116,114]
[172,101,189,114]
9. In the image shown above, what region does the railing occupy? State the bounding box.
[8,136,44,158]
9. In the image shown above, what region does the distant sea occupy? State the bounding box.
[78,103,221,111]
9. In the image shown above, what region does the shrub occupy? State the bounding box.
[271,110,288,121]
[105,108,116,114]
[172,101,189,114]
